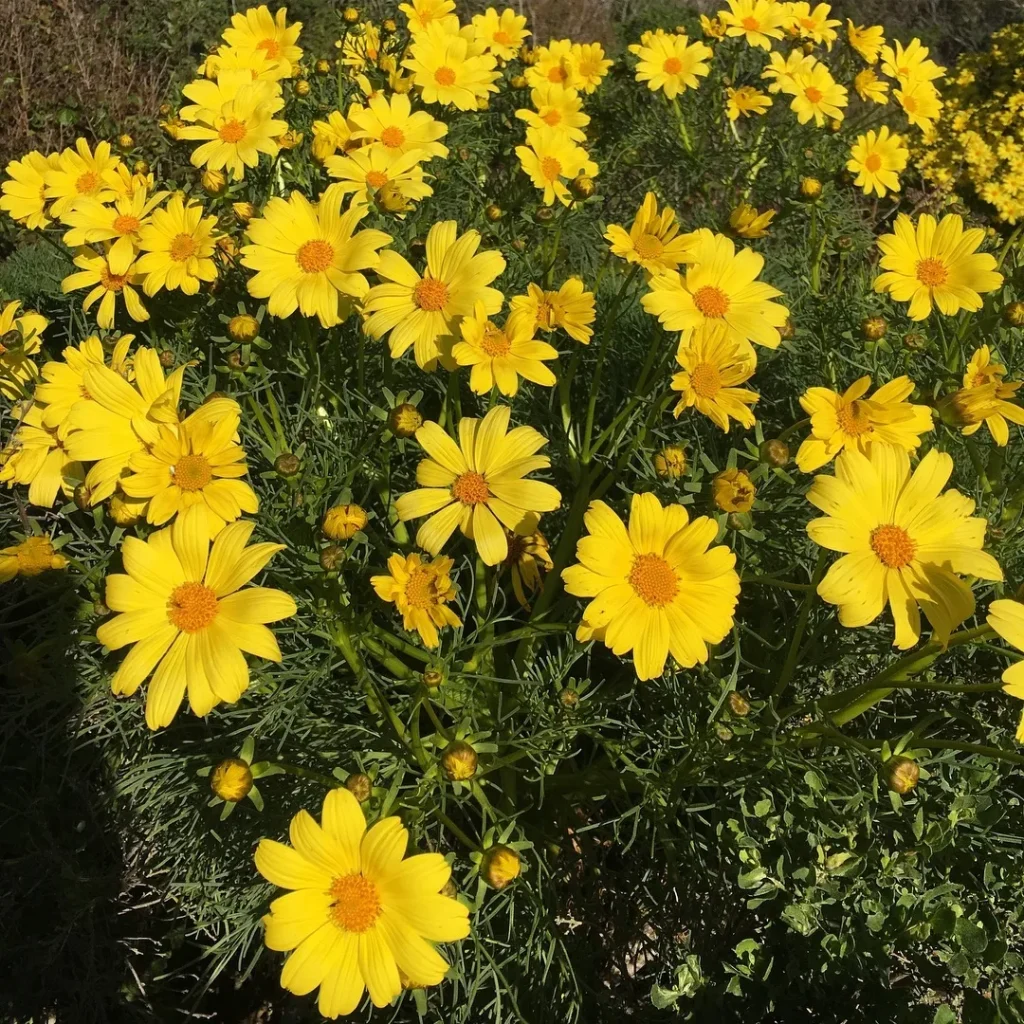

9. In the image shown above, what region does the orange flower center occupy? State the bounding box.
[870,524,916,569]
[404,566,438,609]
[169,233,198,262]
[541,109,563,126]
[296,239,335,273]
[434,65,457,87]
[836,400,871,435]
[168,581,219,633]
[365,170,389,189]
[628,552,679,607]
[633,232,665,262]
[864,153,883,172]
[800,17,816,28]
[414,277,449,311]
[541,156,562,182]
[805,86,824,104]
[479,322,511,357]
[692,285,730,318]
[916,257,947,287]
[578,58,601,78]
[534,299,555,329]
[689,361,722,398]
[328,874,382,932]
[742,16,760,30]
[218,119,247,143]
[663,56,683,75]
[902,95,918,113]
[99,266,128,292]
[174,453,213,491]
[257,37,281,59]
[451,470,490,505]
[547,65,568,83]
[75,171,100,194]
[380,125,406,148]
[113,214,141,235]
[493,30,511,44]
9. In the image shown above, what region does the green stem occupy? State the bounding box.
[360,634,413,679]
[369,623,432,663]
[772,550,827,698]
[742,575,813,592]
[435,809,480,851]
[272,761,339,788]
[670,96,692,153]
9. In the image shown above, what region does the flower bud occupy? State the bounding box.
[653,445,686,479]
[510,74,528,88]
[316,58,331,74]
[727,691,751,717]
[778,317,795,340]
[294,79,311,97]
[343,6,359,22]
[389,402,423,438]
[902,331,928,351]
[481,845,521,889]
[441,739,478,781]
[759,439,789,467]
[211,757,253,802]
[885,756,919,794]
[233,201,256,223]
[458,147,471,161]
[118,133,134,149]
[134,160,150,175]
[226,350,248,371]
[714,468,756,513]
[274,452,301,477]
[485,203,503,222]
[159,349,175,368]
[800,177,822,199]
[323,503,368,540]
[228,313,260,342]
[861,316,887,341]
[422,666,444,688]
[202,168,227,194]
[319,545,346,571]
[535,206,555,223]
[715,722,734,741]
[73,483,93,510]
[560,688,579,710]
[345,772,372,802]
[1004,301,1024,326]
[570,175,596,201]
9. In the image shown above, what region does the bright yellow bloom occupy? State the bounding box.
[241,186,392,329]
[255,787,469,1015]
[571,42,613,93]
[761,49,816,95]
[222,4,304,77]
[847,126,908,197]
[337,22,382,73]
[451,302,558,396]
[671,323,758,431]
[874,213,1002,320]
[399,0,457,35]
[362,220,505,370]
[880,38,945,86]
[371,552,462,648]
[0,536,68,583]
[854,68,889,104]
[947,346,1024,446]
[200,43,290,83]
[700,15,728,40]
[795,375,933,472]
[643,229,790,353]
[509,278,595,344]
[515,85,590,143]
[135,194,220,297]
[714,468,755,512]
[96,507,296,729]
[516,126,598,207]
[44,139,122,218]
[0,404,84,507]
[395,405,560,566]
[34,334,133,428]
[119,398,257,537]
[605,192,695,275]
[726,85,772,120]
[325,146,433,209]
[847,20,884,64]
[472,7,529,61]
[0,300,47,400]
[562,492,740,680]
[62,245,149,329]
[806,446,1002,649]
[347,93,449,159]
[312,109,357,162]
[526,39,580,90]
[60,186,166,277]
[788,3,841,48]
[729,203,775,238]
[0,151,59,229]
[986,600,1024,741]
[403,21,500,111]
[633,32,712,100]
[896,81,942,131]
[789,62,848,126]
[718,0,788,50]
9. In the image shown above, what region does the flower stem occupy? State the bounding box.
[772,549,827,698]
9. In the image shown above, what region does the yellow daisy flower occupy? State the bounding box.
[347,93,449,159]
[222,4,304,77]
[795,375,934,472]
[761,50,816,95]
[880,39,945,86]
[504,528,552,609]
[371,552,462,648]
[562,492,740,680]
[515,126,598,207]
[986,600,1024,741]
[873,213,1003,320]
[0,300,47,400]
[847,126,908,197]
[0,151,59,229]
[788,3,841,48]
[718,0,788,50]
[854,68,889,104]
[515,85,590,143]
[789,62,848,126]
[200,43,290,83]
[895,81,942,131]
[96,507,296,729]
[713,468,755,512]
[526,39,580,90]
[135,194,221,296]
[701,15,729,40]
[451,301,558,396]
[726,85,772,120]
[472,7,529,61]
[399,0,457,36]
[325,146,433,209]
[847,20,884,64]
[403,21,500,111]
[241,186,392,329]
[642,229,790,352]
[729,203,775,238]
[338,21,382,73]
[34,333,134,428]
[362,220,505,370]
[62,245,149,329]
[945,346,1024,447]
[255,787,470,1015]
[44,139,122,218]
[633,32,712,100]
[605,192,695,276]
[671,323,758,431]
[509,278,595,344]
[311,108,358,162]
[806,446,1002,649]
[571,42,614,94]
[395,405,560,566]
[0,536,68,584]
[0,404,84,507]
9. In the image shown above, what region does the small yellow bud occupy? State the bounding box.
[279,129,304,150]
[233,201,255,223]
[1004,301,1024,326]
[322,503,368,540]
[800,177,822,199]
[118,133,134,149]
[159,102,172,117]
[535,205,555,223]
[374,179,412,214]
[227,313,260,342]
[727,691,751,717]
[389,403,423,438]
[885,756,919,794]
[485,203,503,222]
[570,175,596,201]
[713,468,756,513]
[158,349,175,368]
[274,452,301,476]
[653,445,686,479]
[902,331,928,351]
[345,773,372,802]
[211,757,254,802]
[481,845,521,889]
[319,545,346,571]
[343,6,359,22]
[759,439,789,467]
[422,666,444,688]
[202,168,227,195]
[316,58,331,74]
[133,160,150,175]
[382,18,397,32]
[510,74,528,89]
[295,79,311,97]
[441,739,478,781]
[520,46,537,65]
[861,316,887,341]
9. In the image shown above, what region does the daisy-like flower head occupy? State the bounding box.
[944,345,1024,446]
[718,0,789,50]
[96,506,296,729]
[806,446,1003,650]
[362,220,505,370]
[605,192,696,276]
[873,213,1003,321]
[399,0,457,35]
[789,62,848,126]
[0,403,84,508]
[241,185,393,329]
[880,38,945,86]
[135,194,221,297]
[371,552,462,648]
[847,126,908,198]
[515,126,598,207]
[222,4,303,76]
[729,203,775,238]
[726,85,772,120]
[986,600,1024,741]
[854,68,889,104]
[700,15,728,40]
[256,787,469,1016]
[787,3,841,48]
[1,151,60,229]
[515,85,590,143]
[472,7,530,61]
[570,42,614,94]
[62,244,149,329]
[0,300,47,400]
[0,535,68,584]
[633,32,712,100]
[761,50,816,95]
[713,468,755,512]
[119,397,257,537]
[526,39,580,90]
[509,278,595,344]
[395,405,561,566]
[642,229,790,353]
[403,21,500,111]
[338,22,382,73]
[201,43,290,83]
[44,139,122,218]
[795,374,934,472]
[895,81,942,131]
[451,301,558,396]
[671,322,759,431]
[562,492,740,680]
[504,528,552,609]
[347,93,449,160]
[847,20,885,64]
[312,108,359,162]
[325,146,433,210]
[34,333,134,428]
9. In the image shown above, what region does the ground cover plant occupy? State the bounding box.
[5,2,1024,1022]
